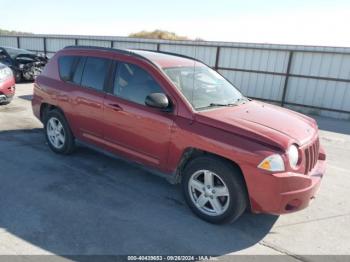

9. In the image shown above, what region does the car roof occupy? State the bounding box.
[1,46,34,54]
[64,46,200,68]
[129,49,197,68]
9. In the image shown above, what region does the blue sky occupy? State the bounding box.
[1,0,350,46]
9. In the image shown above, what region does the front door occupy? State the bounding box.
[103,61,174,169]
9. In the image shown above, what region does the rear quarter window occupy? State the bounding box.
[58,56,78,81]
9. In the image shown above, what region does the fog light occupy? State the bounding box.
[285,199,302,211]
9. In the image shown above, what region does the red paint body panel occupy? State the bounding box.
[0,75,15,101]
[103,93,175,169]
[32,47,326,215]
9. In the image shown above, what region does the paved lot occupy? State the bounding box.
[0,83,350,260]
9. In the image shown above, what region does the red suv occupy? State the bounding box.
[32,46,326,224]
[0,63,15,104]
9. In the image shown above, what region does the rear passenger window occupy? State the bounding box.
[114,62,162,105]
[58,56,78,81]
[72,57,85,85]
[81,57,110,91]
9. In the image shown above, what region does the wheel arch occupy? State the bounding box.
[40,103,65,122]
[177,147,251,212]
[176,147,247,186]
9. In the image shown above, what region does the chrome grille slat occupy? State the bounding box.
[304,137,320,175]
[309,145,313,172]
[305,148,310,174]
[311,143,316,170]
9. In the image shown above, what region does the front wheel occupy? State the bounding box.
[44,109,75,154]
[182,156,248,224]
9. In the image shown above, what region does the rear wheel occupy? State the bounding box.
[44,109,75,154]
[182,156,248,224]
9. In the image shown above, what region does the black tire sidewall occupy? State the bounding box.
[182,156,248,224]
[44,110,75,154]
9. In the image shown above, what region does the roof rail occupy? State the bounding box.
[63,45,203,66]
[64,45,132,55]
[63,45,160,67]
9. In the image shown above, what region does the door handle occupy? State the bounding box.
[108,103,123,111]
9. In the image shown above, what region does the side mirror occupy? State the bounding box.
[145,93,170,110]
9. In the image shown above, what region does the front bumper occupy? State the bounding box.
[243,152,326,214]
[269,158,325,214]
[0,77,16,103]
[0,93,14,103]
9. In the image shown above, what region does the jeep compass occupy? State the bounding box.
[32,46,326,224]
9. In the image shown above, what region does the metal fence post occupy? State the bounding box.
[43,37,47,55]
[156,43,160,51]
[110,40,113,48]
[281,51,294,107]
[215,46,221,70]
[17,36,20,48]
[75,38,78,46]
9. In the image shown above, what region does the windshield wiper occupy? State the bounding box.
[210,97,250,107]
[196,103,237,110]
[234,97,250,104]
[196,97,251,110]
[209,103,236,107]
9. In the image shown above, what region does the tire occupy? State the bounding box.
[44,109,75,154]
[182,156,248,224]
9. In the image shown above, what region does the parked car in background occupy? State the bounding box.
[0,63,15,104]
[0,46,48,82]
[32,46,326,224]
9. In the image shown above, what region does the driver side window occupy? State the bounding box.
[113,62,162,105]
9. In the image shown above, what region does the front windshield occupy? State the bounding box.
[163,63,244,110]
[4,47,34,59]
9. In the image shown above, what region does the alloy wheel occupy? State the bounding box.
[188,169,230,216]
[46,117,65,149]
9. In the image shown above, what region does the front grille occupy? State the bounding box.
[304,137,320,174]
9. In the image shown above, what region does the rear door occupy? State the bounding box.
[57,55,111,145]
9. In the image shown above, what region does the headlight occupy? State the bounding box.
[258,154,285,172]
[0,67,13,82]
[288,144,299,168]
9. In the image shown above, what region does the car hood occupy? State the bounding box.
[15,53,48,62]
[195,100,317,149]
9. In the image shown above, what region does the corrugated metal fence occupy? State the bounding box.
[1,34,350,120]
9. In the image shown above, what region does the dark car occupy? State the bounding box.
[32,46,326,224]
[0,46,48,82]
[0,63,15,104]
